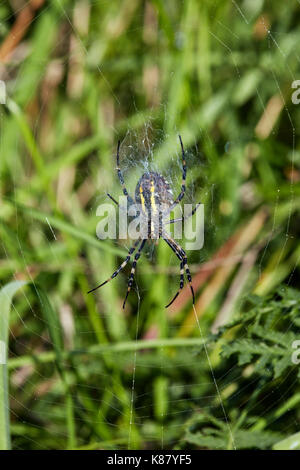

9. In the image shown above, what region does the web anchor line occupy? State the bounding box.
[192,304,236,450]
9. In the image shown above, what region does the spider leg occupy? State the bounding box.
[165,260,184,308]
[107,193,119,206]
[163,234,195,307]
[168,135,187,213]
[107,192,135,220]
[116,140,135,205]
[123,239,146,309]
[87,239,141,294]
[166,202,201,225]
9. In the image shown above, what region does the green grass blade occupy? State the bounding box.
[0,280,27,450]
[33,285,76,449]
[7,337,207,369]
[34,286,64,372]
[9,200,125,256]
[273,432,300,450]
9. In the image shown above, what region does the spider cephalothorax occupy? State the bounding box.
[88,136,200,309]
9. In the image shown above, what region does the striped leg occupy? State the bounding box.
[107,193,119,206]
[163,234,195,307]
[123,239,146,309]
[165,260,184,308]
[166,202,201,225]
[87,239,140,294]
[107,192,133,219]
[168,135,187,213]
[116,140,134,205]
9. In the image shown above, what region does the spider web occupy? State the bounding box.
[0,0,299,451]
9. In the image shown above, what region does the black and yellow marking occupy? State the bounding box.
[135,171,173,238]
[123,239,146,309]
[87,239,140,294]
[163,234,195,307]
[150,179,157,215]
[139,185,146,213]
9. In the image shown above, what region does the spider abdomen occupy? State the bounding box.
[134,172,173,239]
[135,172,173,212]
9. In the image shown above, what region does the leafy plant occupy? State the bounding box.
[183,287,300,450]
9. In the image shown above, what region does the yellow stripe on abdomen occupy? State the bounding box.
[150,180,157,214]
[139,185,146,213]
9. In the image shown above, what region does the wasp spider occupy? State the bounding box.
[88,136,200,309]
